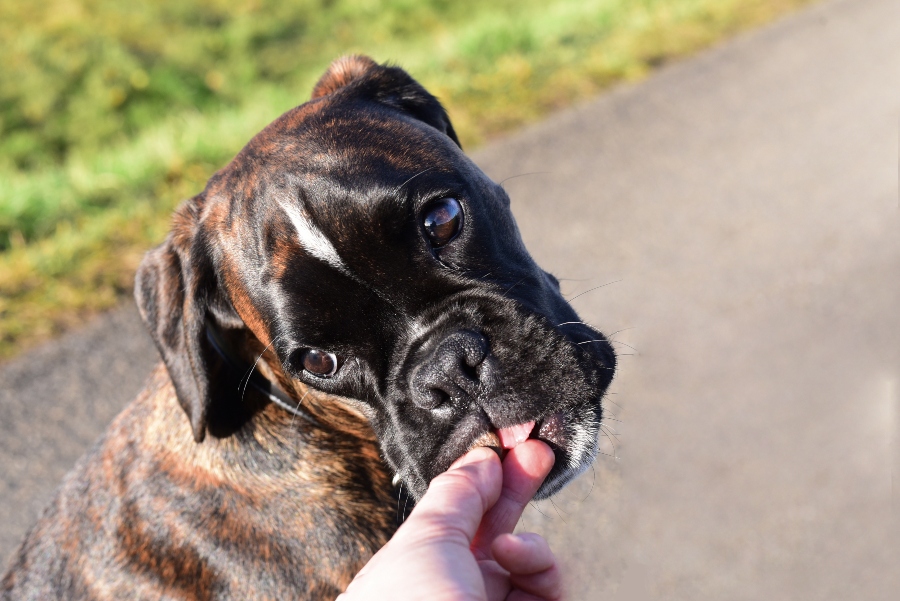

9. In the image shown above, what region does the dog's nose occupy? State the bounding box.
[410,330,489,410]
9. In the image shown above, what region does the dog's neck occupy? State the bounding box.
[109,363,401,584]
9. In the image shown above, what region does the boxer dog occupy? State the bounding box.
[2,55,615,600]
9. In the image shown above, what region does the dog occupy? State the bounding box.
[2,55,616,600]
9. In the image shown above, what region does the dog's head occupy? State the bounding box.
[136,56,615,500]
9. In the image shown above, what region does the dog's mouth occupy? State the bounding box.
[467,412,580,465]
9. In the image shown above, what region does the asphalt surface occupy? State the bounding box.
[1,0,898,597]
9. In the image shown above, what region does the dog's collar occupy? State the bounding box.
[205,323,318,424]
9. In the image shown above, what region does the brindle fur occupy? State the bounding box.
[2,365,394,599]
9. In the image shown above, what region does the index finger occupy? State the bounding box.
[394,446,503,548]
[470,439,555,560]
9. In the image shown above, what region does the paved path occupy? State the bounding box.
[2,0,897,597]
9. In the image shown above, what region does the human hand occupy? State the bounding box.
[337,440,562,601]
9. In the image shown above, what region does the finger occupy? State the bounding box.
[508,565,564,601]
[396,446,503,547]
[507,588,563,601]
[478,558,511,601]
[471,439,555,560]
[491,533,555,575]
[494,535,563,601]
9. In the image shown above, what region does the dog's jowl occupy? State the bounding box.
[2,56,615,600]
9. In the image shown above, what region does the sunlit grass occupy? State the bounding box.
[0,0,816,358]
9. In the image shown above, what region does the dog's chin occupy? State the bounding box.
[535,409,602,499]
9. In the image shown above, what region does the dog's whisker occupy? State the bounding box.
[530,500,550,520]
[600,395,619,408]
[548,498,567,523]
[601,434,621,449]
[466,269,496,283]
[503,277,528,295]
[556,320,594,328]
[608,326,636,338]
[395,166,436,194]
[601,409,620,422]
[239,334,283,404]
[598,428,619,460]
[609,340,638,352]
[550,495,570,515]
[599,423,620,439]
[558,320,632,337]
[604,394,624,412]
[288,390,311,429]
[578,339,638,353]
[563,279,622,304]
[497,171,550,187]
[580,463,597,503]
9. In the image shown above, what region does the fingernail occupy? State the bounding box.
[509,532,536,545]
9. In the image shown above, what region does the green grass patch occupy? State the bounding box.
[0,0,815,359]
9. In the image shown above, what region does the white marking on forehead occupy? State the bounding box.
[407,321,428,341]
[280,202,349,274]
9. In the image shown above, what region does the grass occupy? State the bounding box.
[0,0,816,359]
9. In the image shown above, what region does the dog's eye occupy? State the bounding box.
[301,349,339,377]
[423,198,463,248]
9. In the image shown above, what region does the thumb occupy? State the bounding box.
[396,447,503,547]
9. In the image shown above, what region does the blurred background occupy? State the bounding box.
[3,0,898,599]
[0,0,812,358]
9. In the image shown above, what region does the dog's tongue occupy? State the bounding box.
[496,421,536,450]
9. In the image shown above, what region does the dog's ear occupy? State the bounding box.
[312,55,461,148]
[134,198,221,442]
[311,55,379,99]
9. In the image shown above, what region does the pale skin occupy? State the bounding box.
[338,440,563,601]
